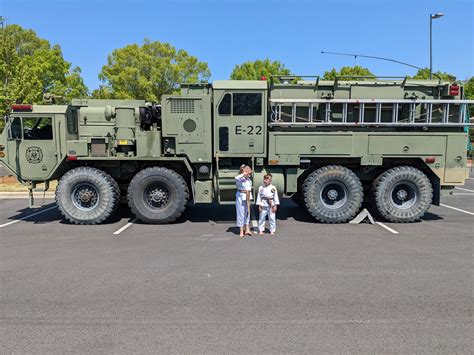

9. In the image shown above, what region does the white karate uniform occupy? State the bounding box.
[235,173,253,227]
[256,184,280,232]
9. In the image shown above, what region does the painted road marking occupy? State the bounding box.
[113,219,137,235]
[375,221,399,234]
[455,187,474,193]
[0,206,57,228]
[440,204,474,216]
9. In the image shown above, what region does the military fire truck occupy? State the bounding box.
[0,76,472,224]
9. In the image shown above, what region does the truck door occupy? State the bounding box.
[5,115,58,180]
[214,90,267,157]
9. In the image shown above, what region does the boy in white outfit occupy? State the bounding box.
[256,173,280,235]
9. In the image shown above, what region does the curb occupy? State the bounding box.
[0,192,55,199]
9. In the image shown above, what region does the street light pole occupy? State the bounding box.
[430,12,444,80]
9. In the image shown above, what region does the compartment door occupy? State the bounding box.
[6,116,58,180]
[214,90,266,156]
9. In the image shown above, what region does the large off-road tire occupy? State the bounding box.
[372,166,433,223]
[127,167,189,224]
[56,167,120,225]
[303,165,363,223]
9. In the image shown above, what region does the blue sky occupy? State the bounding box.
[2,0,473,91]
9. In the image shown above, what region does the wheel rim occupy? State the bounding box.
[144,183,171,209]
[71,183,100,211]
[390,181,418,209]
[319,181,348,209]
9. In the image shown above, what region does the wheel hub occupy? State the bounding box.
[396,189,408,201]
[71,183,99,211]
[144,184,170,209]
[150,189,166,203]
[327,189,339,200]
[390,181,418,210]
[319,181,348,209]
[78,189,95,203]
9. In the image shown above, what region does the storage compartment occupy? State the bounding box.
[274,134,352,155]
[368,135,446,155]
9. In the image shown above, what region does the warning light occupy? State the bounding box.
[449,85,459,96]
[11,104,33,112]
[425,156,436,164]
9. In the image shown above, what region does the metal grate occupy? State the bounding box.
[171,99,195,114]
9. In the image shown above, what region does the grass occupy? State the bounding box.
[0,179,58,192]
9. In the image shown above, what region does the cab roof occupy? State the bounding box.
[13,105,69,115]
[212,80,268,90]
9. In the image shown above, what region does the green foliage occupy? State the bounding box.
[96,39,210,102]
[0,23,88,124]
[463,77,474,100]
[463,76,474,118]
[91,86,114,99]
[230,58,291,81]
[409,68,456,81]
[323,66,375,80]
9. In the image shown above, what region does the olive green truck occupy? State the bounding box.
[0,76,472,224]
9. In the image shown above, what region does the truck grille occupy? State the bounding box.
[171,99,195,114]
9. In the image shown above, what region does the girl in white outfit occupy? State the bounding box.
[235,165,253,237]
[256,173,280,235]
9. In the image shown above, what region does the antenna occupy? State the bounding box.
[321,51,442,80]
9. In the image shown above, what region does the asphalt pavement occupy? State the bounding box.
[0,172,473,353]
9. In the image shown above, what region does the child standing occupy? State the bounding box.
[256,173,280,235]
[235,165,253,237]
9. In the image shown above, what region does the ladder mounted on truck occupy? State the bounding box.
[269,99,474,127]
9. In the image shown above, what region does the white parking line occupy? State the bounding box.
[0,206,57,228]
[113,219,137,235]
[455,187,474,193]
[375,221,399,234]
[440,204,474,216]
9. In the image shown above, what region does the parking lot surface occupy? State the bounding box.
[1,172,473,353]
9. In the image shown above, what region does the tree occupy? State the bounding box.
[463,76,474,117]
[462,77,474,99]
[91,86,114,99]
[409,68,456,81]
[230,59,291,81]
[95,40,210,102]
[0,22,88,128]
[323,66,375,80]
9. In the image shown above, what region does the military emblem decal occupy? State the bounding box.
[25,146,43,164]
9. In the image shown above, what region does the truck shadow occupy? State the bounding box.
[7,199,444,226]
[180,198,315,224]
[3,202,129,225]
[421,211,444,221]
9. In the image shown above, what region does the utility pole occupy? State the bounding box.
[430,13,444,79]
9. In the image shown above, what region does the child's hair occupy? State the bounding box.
[239,164,247,174]
[264,173,273,180]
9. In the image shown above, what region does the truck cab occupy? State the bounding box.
[1,104,67,182]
